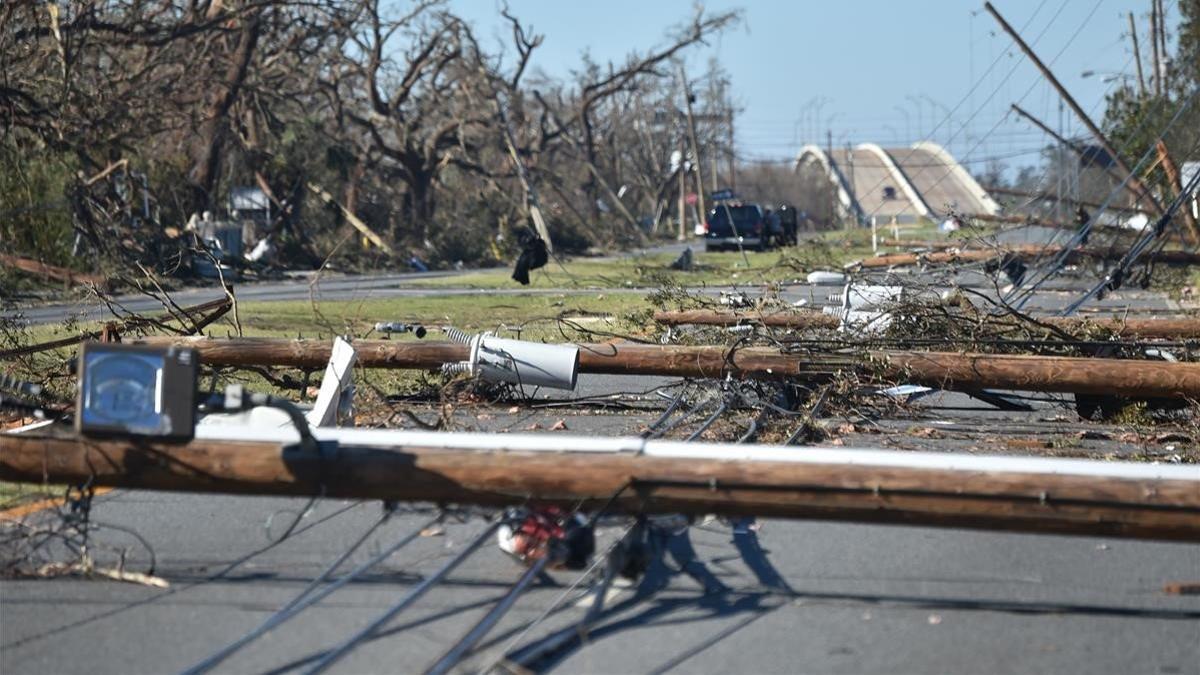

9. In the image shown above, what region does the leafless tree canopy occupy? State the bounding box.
[1,0,740,273]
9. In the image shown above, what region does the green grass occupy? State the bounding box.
[0,480,59,512]
[221,292,653,341]
[412,222,988,291]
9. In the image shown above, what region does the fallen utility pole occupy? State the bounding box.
[967,212,1079,229]
[653,309,841,330]
[0,253,108,289]
[850,244,1200,269]
[850,245,1049,269]
[136,336,1200,399]
[2,433,1197,541]
[653,309,1200,340]
[1155,139,1200,244]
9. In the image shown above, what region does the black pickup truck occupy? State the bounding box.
[703,203,784,252]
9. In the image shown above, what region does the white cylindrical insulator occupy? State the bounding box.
[442,361,472,376]
[473,335,579,390]
[806,271,846,285]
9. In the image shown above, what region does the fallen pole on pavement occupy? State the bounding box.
[2,432,1197,541]
[850,244,1200,269]
[652,309,1200,339]
[653,309,841,330]
[135,336,1200,398]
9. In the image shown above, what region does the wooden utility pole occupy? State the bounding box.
[677,138,688,240]
[653,309,840,330]
[1151,1,1162,96]
[138,336,1200,399]
[850,244,1200,269]
[827,129,836,226]
[651,309,1200,340]
[1155,139,1200,244]
[1157,0,1169,83]
[985,2,1163,217]
[3,433,1197,541]
[678,64,707,230]
[726,83,736,191]
[1129,11,1147,97]
[483,83,553,252]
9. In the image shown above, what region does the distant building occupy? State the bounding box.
[794,141,999,225]
[1184,162,1199,220]
[229,186,271,223]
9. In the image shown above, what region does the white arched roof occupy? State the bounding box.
[794,144,866,224]
[910,141,1001,216]
[856,143,933,218]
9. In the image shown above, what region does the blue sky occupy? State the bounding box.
[450,1,1174,174]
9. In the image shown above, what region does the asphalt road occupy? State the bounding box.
[3,368,1199,675]
[3,487,1198,675]
[3,236,1199,674]
[2,243,691,326]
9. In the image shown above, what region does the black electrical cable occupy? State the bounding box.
[424,556,550,675]
[202,384,321,456]
[302,520,501,675]
[444,482,636,675]
[180,511,437,675]
[1062,164,1200,316]
[1007,89,1200,309]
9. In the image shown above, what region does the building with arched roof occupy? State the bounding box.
[795,141,999,225]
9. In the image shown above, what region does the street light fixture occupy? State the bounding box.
[1081,70,1134,84]
[893,106,910,142]
[905,94,924,140]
